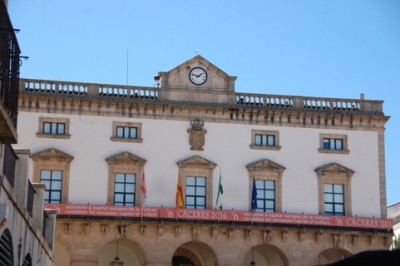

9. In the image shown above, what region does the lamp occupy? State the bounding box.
[248,247,256,266]
[110,240,123,266]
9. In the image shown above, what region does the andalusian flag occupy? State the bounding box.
[141,172,147,206]
[176,175,184,208]
[215,171,223,209]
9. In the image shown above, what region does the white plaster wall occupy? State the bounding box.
[15,111,381,217]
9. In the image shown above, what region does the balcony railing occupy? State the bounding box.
[20,78,384,115]
[0,0,21,130]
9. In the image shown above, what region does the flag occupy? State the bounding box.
[251,178,258,210]
[215,171,223,209]
[176,175,184,208]
[141,172,147,206]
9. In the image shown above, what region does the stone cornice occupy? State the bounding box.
[18,78,389,131]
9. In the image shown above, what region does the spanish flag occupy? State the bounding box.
[176,176,185,208]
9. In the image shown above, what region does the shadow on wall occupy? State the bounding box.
[324,249,400,266]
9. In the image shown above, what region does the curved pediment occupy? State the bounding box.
[246,159,286,173]
[315,163,355,177]
[105,151,146,165]
[32,148,73,162]
[177,155,217,169]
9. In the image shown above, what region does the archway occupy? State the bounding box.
[0,229,14,265]
[319,247,352,265]
[54,240,71,266]
[97,239,145,266]
[243,244,288,266]
[172,241,218,266]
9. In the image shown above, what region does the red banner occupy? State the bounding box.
[45,203,393,230]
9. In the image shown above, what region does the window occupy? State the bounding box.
[319,134,349,154]
[116,126,137,139]
[185,176,206,209]
[324,184,344,216]
[43,122,65,135]
[255,134,275,146]
[114,173,136,206]
[177,155,217,209]
[255,180,275,212]
[111,121,143,143]
[40,170,63,203]
[37,117,70,139]
[106,152,146,206]
[32,148,73,204]
[323,138,343,150]
[315,163,354,216]
[246,159,285,212]
[250,130,281,150]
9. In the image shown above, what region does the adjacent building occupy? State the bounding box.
[388,202,400,250]
[0,0,56,265]
[15,55,392,265]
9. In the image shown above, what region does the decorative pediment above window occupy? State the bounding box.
[315,163,355,178]
[32,148,73,162]
[177,155,217,169]
[246,159,286,173]
[105,152,146,166]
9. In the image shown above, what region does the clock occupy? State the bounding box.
[189,67,207,85]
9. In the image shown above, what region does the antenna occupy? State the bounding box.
[126,49,129,85]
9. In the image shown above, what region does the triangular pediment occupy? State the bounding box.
[156,55,237,104]
[106,151,146,165]
[32,148,73,162]
[166,55,230,79]
[177,155,217,169]
[246,159,285,173]
[315,163,355,177]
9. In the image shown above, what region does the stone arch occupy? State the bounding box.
[318,247,352,264]
[97,238,145,266]
[243,244,288,266]
[54,240,71,266]
[172,241,218,266]
[0,229,14,265]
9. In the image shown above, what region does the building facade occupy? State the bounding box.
[388,202,400,250]
[0,0,56,265]
[15,56,392,265]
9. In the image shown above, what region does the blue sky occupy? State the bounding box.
[9,1,400,205]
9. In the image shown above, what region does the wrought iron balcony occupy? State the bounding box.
[0,0,21,144]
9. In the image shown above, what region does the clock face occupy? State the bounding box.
[189,67,207,85]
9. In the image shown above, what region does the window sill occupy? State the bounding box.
[318,148,350,155]
[110,137,143,143]
[36,133,71,139]
[250,144,281,151]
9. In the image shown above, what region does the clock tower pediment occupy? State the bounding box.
[156,55,237,104]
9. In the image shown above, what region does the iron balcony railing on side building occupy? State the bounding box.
[0,0,21,141]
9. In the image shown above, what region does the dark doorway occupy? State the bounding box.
[172,255,194,266]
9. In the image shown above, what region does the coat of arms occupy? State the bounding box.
[188,119,207,151]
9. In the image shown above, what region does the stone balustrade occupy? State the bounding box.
[20,79,383,114]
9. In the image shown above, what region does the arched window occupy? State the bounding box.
[23,254,32,266]
[0,229,14,265]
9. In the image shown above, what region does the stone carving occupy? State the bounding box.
[188,119,207,151]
